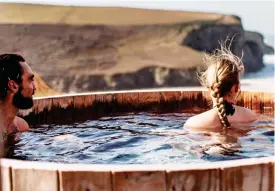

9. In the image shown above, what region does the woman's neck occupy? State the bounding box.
[212,95,236,107]
[223,95,236,104]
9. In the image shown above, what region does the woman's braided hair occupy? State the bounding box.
[198,41,244,128]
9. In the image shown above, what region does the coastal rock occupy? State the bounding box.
[264,44,274,55]
[183,24,269,73]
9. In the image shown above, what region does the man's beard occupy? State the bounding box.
[12,87,34,109]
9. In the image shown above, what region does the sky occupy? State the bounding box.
[0,0,274,46]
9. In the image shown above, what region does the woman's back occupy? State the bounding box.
[185,105,259,131]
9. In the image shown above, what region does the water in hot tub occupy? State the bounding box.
[9,111,274,164]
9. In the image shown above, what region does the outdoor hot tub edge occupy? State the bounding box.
[1,89,273,191]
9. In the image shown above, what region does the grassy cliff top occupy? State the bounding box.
[0,3,240,25]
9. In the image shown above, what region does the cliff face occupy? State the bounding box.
[0,4,272,94]
[0,24,204,92]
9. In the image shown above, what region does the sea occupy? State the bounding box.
[240,54,274,93]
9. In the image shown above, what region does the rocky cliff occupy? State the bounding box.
[0,3,272,94]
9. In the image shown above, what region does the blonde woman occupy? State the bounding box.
[184,43,259,131]
[159,42,266,157]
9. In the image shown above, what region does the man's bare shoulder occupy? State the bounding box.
[14,116,30,132]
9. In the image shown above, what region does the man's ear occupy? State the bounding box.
[7,80,19,93]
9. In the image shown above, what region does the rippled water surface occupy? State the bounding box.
[10,111,274,164]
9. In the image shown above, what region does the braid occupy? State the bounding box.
[211,82,231,128]
[210,61,231,128]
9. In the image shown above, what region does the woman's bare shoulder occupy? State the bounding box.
[184,115,200,128]
[234,106,259,123]
[184,110,217,129]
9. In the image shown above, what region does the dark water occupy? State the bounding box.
[10,112,274,164]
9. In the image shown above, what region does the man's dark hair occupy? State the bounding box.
[0,54,25,100]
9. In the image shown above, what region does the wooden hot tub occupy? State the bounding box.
[1,89,274,191]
